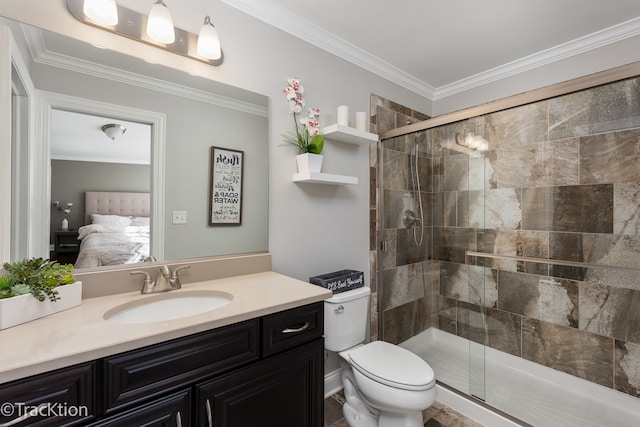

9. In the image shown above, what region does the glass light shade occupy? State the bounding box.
[83,0,118,26]
[146,0,175,44]
[197,16,221,60]
[102,124,127,140]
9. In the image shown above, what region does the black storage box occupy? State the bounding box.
[309,269,364,294]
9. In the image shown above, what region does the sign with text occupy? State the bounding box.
[209,146,243,225]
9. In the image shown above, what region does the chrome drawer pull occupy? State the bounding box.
[0,403,48,427]
[335,305,344,314]
[176,411,182,427]
[282,321,310,334]
[206,398,213,427]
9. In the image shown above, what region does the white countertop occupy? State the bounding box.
[0,271,332,384]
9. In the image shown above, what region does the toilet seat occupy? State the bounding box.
[348,341,435,391]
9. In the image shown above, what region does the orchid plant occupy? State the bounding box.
[282,78,324,154]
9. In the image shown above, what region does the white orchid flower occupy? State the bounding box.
[287,78,304,93]
[289,100,303,113]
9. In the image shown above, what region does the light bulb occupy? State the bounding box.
[197,16,221,60]
[83,0,118,26]
[146,0,175,44]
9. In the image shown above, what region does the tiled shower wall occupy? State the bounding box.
[368,94,431,343]
[373,75,640,399]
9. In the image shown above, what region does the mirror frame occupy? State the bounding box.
[39,91,166,261]
[0,26,12,264]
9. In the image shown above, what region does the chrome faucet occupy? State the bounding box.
[131,264,191,294]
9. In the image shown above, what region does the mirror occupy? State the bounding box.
[3,15,269,269]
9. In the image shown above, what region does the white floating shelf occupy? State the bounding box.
[293,172,358,185]
[322,124,378,145]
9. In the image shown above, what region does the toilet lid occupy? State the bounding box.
[348,341,435,391]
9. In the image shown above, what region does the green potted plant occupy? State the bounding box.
[282,78,325,174]
[0,258,81,329]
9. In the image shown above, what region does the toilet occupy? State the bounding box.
[325,287,436,427]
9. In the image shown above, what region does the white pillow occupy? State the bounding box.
[131,216,150,226]
[91,214,132,227]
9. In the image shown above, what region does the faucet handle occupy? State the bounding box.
[171,265,191,279]
[131,270,154,293]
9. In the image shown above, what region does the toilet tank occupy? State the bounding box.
[324,287,371,352]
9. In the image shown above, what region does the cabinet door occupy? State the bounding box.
[196,339,323,427]
[0,362,95,427]
[87,389,190,427]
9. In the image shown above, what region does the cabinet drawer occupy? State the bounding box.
[0,362,95,427]
[103,319,258,414]
[262,302,323,357]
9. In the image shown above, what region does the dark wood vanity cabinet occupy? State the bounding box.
[0,301,324,427]
[196,339,323,427]
[0,362,95,426]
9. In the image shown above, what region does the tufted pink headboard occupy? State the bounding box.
[84,191,150,225]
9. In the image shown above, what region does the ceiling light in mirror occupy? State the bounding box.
[146,0,175,44]
[102,123,127,140]
[83,0,118,26]
[197,16,221,60]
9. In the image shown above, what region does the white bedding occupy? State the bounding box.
[74,223,150,268]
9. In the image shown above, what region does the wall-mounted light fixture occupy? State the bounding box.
[66,0,223,65]
[146,0,175,44]
[455,132,489,152]
[83,0,118,26]
[197,16,221,60]
[102,123,127,140]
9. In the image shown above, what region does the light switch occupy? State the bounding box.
[172,210,187,224]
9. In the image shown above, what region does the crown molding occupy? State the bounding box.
[222,0,640,102]
[220,0,436,99]
[21,25,268,117]
[433,16,640,100]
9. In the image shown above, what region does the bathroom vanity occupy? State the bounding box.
[0,271,331,426]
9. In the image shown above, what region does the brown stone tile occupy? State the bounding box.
[382,299,430,344]
[433,227,475,264]
[550,77,640,139]
[396,228,430,266]
[521,184,613,233]
[443,154,470,192]
[580,128,640,185]
[522,318,614,387]
[382,147,410,191]
[496,139,579,189]
[382,263,426,311]
[580,282,640,344]
[457,302,522,357]
[615,340,640,397]
[484,101,549,149]
[498,271,578,328]
[436,296,457,334]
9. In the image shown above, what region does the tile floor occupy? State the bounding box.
[324,393,483,427]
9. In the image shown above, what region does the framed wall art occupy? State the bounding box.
[209,146,243,225]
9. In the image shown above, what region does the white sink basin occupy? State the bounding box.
[103,290,233,324]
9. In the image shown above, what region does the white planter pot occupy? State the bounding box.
[296,153,323,174]
[0,281,82,330]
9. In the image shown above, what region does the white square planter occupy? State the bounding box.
[0,281,82,330]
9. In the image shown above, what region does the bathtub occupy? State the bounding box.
[400,328,640,427]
